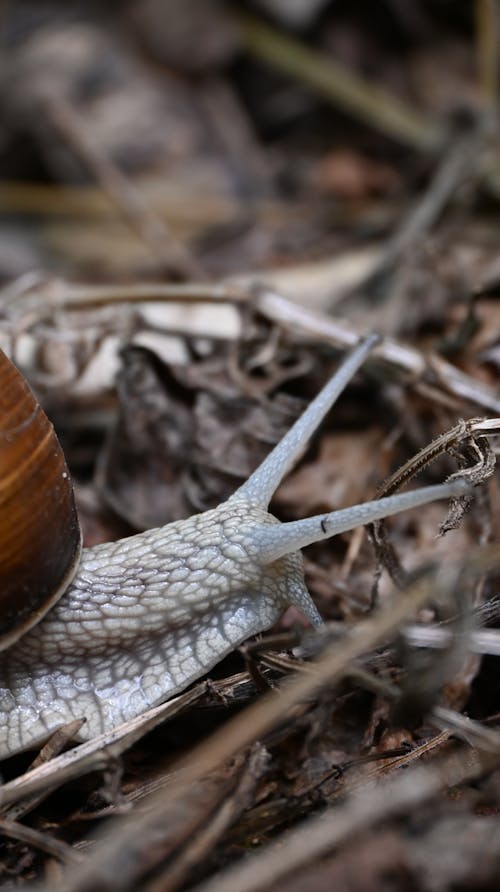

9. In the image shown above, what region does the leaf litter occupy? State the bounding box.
[1,2,500,890]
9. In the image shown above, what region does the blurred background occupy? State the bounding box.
[3,9,500,889]
[1,1,499,539]
[0,0,494,290]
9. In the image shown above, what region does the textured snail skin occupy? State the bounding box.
[0,497,317,756]
[0,335,470,757]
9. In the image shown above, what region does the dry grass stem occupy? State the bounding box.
[237,15,442,151]
[189,746,500,892]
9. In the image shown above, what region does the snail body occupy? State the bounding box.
[0,500,306,754]
[0,338,470,757]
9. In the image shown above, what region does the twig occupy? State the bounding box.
[1,719,85,821]
[0,279,247,315]
[256,289,500,413]
[0,670,272,811]
[432,706,500,751]
[143,745,268,892]
[375,417,500,497]
[0,685,207,811]
[3,277,500,414]
[369,415,498,589]
[404,624,500,656]
[0,818,82,865]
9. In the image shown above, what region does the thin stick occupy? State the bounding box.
[0,818,82,865]
[4,279,500,414]
[373,417,500,498]
[143,745,268,892]
[404,624,500,656]
[257,289,500,414]
[0,686,206,810]
[55,282,247,307]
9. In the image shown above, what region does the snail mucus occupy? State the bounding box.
[0,336,476,757]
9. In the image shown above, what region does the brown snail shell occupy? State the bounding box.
[0,349,81,651]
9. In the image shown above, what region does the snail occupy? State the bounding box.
[0,336,471,758]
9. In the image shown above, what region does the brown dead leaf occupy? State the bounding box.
[98,345,196,529]
[275,428,387,516]
[99,345,305,527]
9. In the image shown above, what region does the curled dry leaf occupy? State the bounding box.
[99,345,305,528]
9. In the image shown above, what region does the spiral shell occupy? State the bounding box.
[0,350,81,651]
